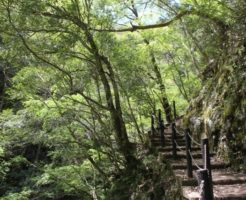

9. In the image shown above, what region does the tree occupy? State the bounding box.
[2,0,139,168]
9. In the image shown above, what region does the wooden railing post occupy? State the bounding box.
[171,123,177,158]
[173,101,177,120]
[185,129,193,178]
[201,138,214,199]
[201,139,213,180]
[197,169,213,200]
[151,114,155,135]
[158,109,161,125]
[160,119,165,147]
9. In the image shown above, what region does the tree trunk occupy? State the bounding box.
[0,66,5,111]
[84,30,138,168]
[127,3,173,123]
[144,39,173,123]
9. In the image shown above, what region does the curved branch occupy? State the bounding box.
[91,10,192,32]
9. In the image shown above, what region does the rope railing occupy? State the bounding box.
[170,113,213,199]
[174,140,186,151]
[175,127,201,148]
[188,149,203,170]
[176,125,214,200]
[186,129,201,147]
[173,132,202,176]
[175,126,201,147]
[174,125,202,154]
[149,105,214,200]
[174,126,185,136]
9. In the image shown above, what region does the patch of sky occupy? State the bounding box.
[115,0,181,27]
[94,0,182,28]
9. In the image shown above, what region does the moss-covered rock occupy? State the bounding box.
[183,17,246,171]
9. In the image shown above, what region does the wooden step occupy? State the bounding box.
[210,171,246,185]
[158,146,201,152]
[175,170,246,187]
[160,152,207,159]
[150,134,184,140]
[151,140,186,146]
[183,183,246,200]
[151,138,185,143]
[171,158,229,170]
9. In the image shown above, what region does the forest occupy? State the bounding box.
[0,0,245,199]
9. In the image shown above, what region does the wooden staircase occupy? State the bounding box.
[149,121,246,200]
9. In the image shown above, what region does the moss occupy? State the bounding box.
[222,95,239,120]
[182,115,190,128]
[223,103,234,119]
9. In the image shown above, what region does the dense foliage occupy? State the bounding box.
[0,0,245,199]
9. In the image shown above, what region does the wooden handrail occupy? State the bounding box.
[185,129,193,178]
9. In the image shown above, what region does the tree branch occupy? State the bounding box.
[6,5,74,90]
[91,10,192,32]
